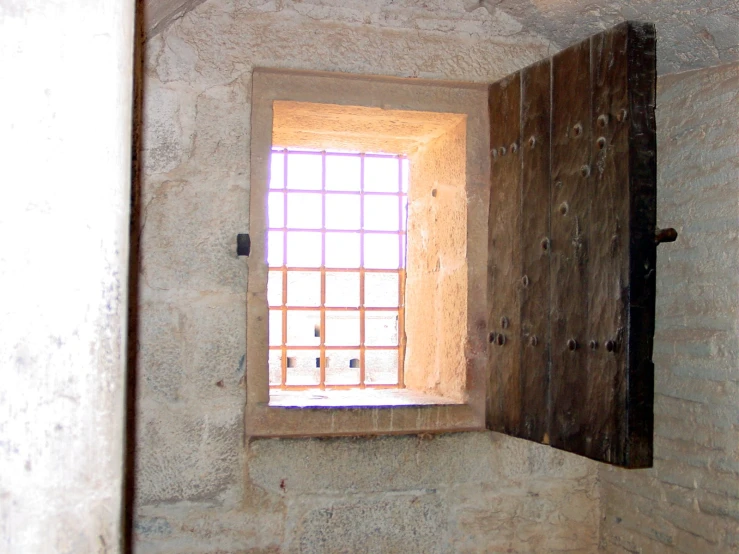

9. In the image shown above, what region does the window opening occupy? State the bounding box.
[267,148,409,390]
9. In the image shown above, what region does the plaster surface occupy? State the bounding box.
[134,1,600,551]
[272,100,466,155]
[143,0,739,75]
[0,0,134,552]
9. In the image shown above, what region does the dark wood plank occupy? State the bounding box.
[574,24,623,463]
[519,59,551,442]
[587,23,630,465]
[486,21,657,468]
[486,72,522,435]
[624,22,657,467]
[549,37,592,452]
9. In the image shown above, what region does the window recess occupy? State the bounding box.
[247,73,486,438]
[246,22,676,464]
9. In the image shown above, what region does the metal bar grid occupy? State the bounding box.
[270,306,401,312]
[268,148,408,390]
[268,228,403,234]
[269,383,402,391]
[270,345,408,351]
[267,189,406,197]
[268,266,405,273]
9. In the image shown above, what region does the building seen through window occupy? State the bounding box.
[267,149,408,389]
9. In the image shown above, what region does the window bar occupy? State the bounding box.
[264,189,407,196]
[397,155,406,388]
[280,148,288,389]
[264,383,400,391]
[264,189,407,198]
[274,149,405,159]
[270,266,404,272]
[271,345,401,351]
[319,151,327,389]
[268,267,404,274]
[359,153,366,388]
[269,227,400,235]
[273,304,400,312]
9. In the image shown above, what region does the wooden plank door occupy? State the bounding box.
[486,21,660,468]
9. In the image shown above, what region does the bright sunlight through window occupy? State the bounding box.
[267,149,409,389]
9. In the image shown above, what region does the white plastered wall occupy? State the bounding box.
[0,1,134,551]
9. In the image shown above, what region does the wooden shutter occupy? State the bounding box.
[486,22,668,468]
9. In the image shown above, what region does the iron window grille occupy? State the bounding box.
[267,148,409,389]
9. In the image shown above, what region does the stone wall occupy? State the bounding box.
[133,1,600,552]
[599,62,739,553]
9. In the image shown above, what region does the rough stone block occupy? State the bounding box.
[135,405,243,506]
[248,432,595,498]
[134,502,284,554]
[249,433,500,495]
[138,295,246,404]
[180,294,247,403]
[140,179,248,292]
[448,480,599,553]
[139,301,188,401]
[142,83,192,175]
[189,78,250,174]
[286,492,445,554]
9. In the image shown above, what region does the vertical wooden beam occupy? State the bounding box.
[487,73,522,435]
[549,38,592,452]
[519,59,551,443]
[624,22,657,467]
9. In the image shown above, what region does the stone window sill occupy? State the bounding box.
[269,388,463,408]
[246,399,483,438]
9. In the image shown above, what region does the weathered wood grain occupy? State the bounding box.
[486,22,657,468]
[587,23,630,465]
[486,72,522,435]
[519,59,551,443]
[624,22,657,468]
[549,38,592,453]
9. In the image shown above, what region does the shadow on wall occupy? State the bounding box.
[124,0,147,551]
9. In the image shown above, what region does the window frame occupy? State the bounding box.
[246,68,490,438]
